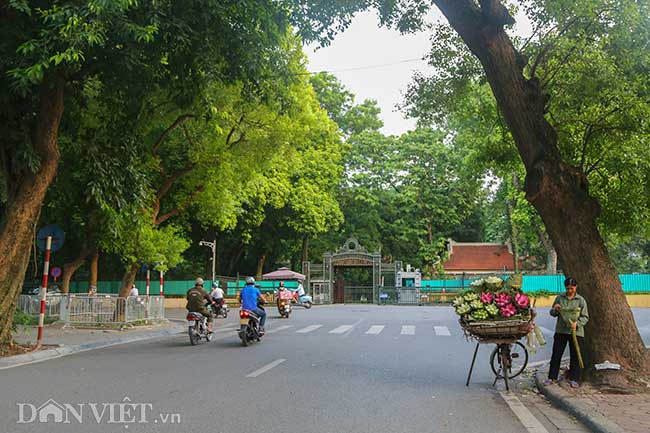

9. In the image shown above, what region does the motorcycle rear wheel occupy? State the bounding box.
[189,326,200,345]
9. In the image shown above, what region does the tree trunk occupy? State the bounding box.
[434,0,647,375]
[88,249,99,287]
[119,263,139,298]
[227,242,244,276]
[505,196,519,273]
[61,245,92,294]
[256,254,266,280]
[301,237,309,264]
[0,74,65,346]
[534,224,558,273]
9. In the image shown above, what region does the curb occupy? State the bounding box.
[534,370,626,433]
[0,326,184,370]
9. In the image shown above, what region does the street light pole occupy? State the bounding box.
[199,239,216,286]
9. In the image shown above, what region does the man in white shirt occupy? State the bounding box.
[296,280,306,298]
[210,282,225,315]
[129,285,139,297]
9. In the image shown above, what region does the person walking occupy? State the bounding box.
[545,277,589,388]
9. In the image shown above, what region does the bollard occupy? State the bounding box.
[36,236,52,349]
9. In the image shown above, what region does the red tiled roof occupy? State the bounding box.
[443,243,519,271]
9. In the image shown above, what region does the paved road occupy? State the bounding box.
[2,305,648,433]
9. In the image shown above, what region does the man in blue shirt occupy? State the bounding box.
[239,277,267,332]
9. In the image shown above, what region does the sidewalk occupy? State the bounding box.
[535,369,650,433]
[2,320,183,370]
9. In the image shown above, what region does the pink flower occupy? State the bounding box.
[495,293,511,307]
[479,292,494,304]
[515,293,530,308]
[500,303,517,317]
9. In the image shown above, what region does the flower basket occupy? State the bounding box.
[459,315,534,341]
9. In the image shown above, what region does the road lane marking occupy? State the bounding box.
[246,359,286,378]
[266,325,292,334]
[434,326,451,336]
[499,391,549,433]
[365,325,385,335]
[329,325,354,334]
[296,325,322,333]
[400,325,415,335]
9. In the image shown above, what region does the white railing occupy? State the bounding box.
[17,294,165,325]
[17,294,64,318]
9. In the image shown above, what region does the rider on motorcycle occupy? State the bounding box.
[239,277,267,334]
[294,279,306,301]
[186,278,215,333]
[210,282,225,315]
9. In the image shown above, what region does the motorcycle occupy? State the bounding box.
[275,290,293,318]
[239,307,264,346]
[277,299,292,318]
[291,291,313,309]
[187,311,212,345]
[210,299,229,318]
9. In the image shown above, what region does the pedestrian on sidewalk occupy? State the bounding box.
[545,277,589,388]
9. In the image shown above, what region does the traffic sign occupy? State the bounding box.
[50,267,62,278]
[37,225,65,252]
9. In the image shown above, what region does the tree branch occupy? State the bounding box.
[154,185,204,225]
[152,114,195,155]
[156,164,196,203]
[478,0,515,27]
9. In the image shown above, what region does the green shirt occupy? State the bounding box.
[549,293,589,337]
[186,286,211,312]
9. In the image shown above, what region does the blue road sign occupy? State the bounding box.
[37,225,65,252]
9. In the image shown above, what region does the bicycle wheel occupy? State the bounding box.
[490,342,529,379]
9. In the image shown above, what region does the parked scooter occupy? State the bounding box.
[239,307,264,346]
[187,311,212,345]
[291,291,313,309]
[210,299,229,318]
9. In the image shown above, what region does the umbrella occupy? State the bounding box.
[262,267,306,281]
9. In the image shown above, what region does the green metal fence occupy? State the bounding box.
[420,274,650,293]
[67,273,650,298]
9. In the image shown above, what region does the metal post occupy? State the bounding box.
[200,239,217,286]
[211,239,216,285]
[146,268,150,297]
[36,236,52,349]
[159,270,164,297]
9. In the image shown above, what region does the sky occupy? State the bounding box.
[305,10,533,137]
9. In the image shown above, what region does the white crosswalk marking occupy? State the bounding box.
[400,325,415,335]
[266,325,292,334]
[434,326,451,336]
[329,325,354,334]
[296,324,322,334]
[365,325,385,335]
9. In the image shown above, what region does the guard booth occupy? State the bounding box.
[395,267,422,304]
[302,238,399,304]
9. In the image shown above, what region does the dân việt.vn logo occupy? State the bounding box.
[17,396,181,425]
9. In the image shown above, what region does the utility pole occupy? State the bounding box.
[199,239,216,286]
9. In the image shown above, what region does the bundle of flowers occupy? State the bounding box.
[454,275,531,322]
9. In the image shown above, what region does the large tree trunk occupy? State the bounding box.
[434,0,647,377]
[0,75,65,346]
[88,249,99,288]
[256,254,266,280]
[119,263,139,298]
[301,237,309,264]
[61,245,92,294]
